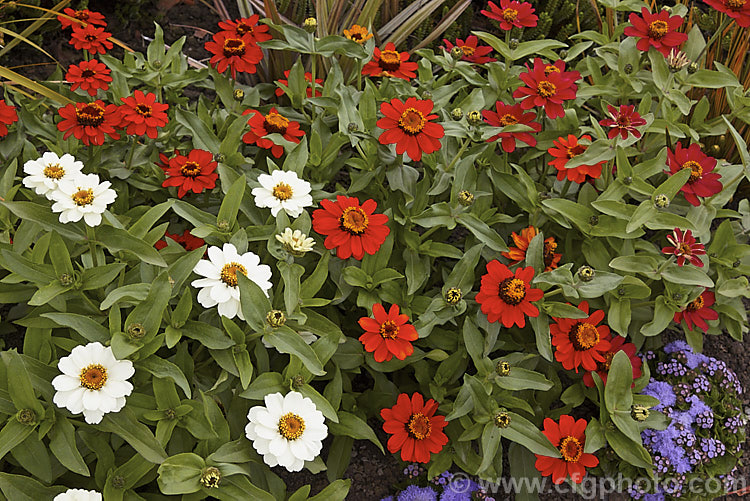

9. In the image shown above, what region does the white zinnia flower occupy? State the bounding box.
[49,173,116,227]
[52,342,134,425]
[54,489,103,501]
[22,152,84,198]
[275,228,315,256]
[245,391,328,472]
[252,170,312,218]
[191,243,273,320]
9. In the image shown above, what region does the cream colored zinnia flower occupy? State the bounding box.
[276,228,315,256]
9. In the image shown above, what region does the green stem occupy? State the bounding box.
[544,288,563,298]
[445,138,471,172]
[419,226,441,242]
[560,179,572,198]
[79,291,102,314]
[86,225,99,267]
[655,255,675,275]
[126,137,137,170]
[310,34,317,123]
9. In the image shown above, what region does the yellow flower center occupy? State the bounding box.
[220,262,247,288]
[597,351,615,372]
[537,80,557,98]
[272,182,293,201]
[398,108,426,135]
[687,295,704,312]
[75,103,105,127]
[678,243,693,255]
[264,112,289,134]
[499,277,527,305]
[72,188,94,206]
[559,436,583,462]
[545,65,560,76]
[407,412,431,440]
[379,49,402,71]
[135,104,152,117]
[543,239,558,268]
[222,38,246,56]
[180,161,202,178]
[379,320,399,339]
[681,160,703,182]
[499,114,519,126]
[726,0,746,9]
[339,206,369,235]
[79,364,107,390]
[502,8,519,22]
[278,412,305,440]
[569,322,600,350]
[648,20,669,39]
[44,164,65,180]
[460,45,475,57]
[344,25,373,44]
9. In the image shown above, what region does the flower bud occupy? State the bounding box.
[217,219,230,231]
[623,176,632,185]
[673,293,682,301]
[687,62,699,74]
[127,323,145,340]
[444,287,462,305]
[59,273,74,286]
[466,110,483,126]
[450,108,463,121]
[233,89,244,101]
[631,405,650,421]
[303,17,317,33]
[617,287,626,296]
[214,153,226,163]
[16,408,36,425]
[153,60,162,68]
[733,260,741,268]
[200,467,222,488]
[347,122,359,132]
[589,215,599,226]
[577,265,595,282]
[624,63,633,74]
[450,46,464,60]
[291,374,305,389]
[509,38,519,50]
[165,408,177,420]
[111,475,126,489]
[662,6,672,13]
[421,90,433,100]
[458,190,474,206]
[495,360,511,376]
[559,49,568,59]
[493,411,511,428]
[654,194,670,208]
[266,309,286,328]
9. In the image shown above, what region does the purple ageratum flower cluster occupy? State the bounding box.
[725,415,745,433]
[397,485,438,501]
[692,374,710,393]
[382,471,487,501]
[430,471,454,486]
[404,463,424,479]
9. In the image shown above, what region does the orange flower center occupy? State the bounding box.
[85,34,98,42]
[544,65,561,76]
[559,436,583,462]
[79,364,107,390]
[407,413,431,440]
[264,112,289,134]
[44,164,65,180]
[460,45,475,57]
[648,20,669,39]
[220,262,247,287]
[537,80,557,98]
[616,115,631,127]
[399,108,426,135]
[339,206,369,235]
[236,23,254,36]
[678,243,693,255]
[379,320,400,339]
[499,114,519,126]
[81,69,96,78]
[345,25,373,44]
[74,10,90,21]
[278,412,305,440]
[499,277,527,305]
[543,239,558,268]
[379,50,402,71]
[135,104,152,117]
[567,144,586,159]
[223,38,246,57]
[76,103,105,127]
[569,322,600,350]
[502,8,519,22]
[272,182,293,200]
[726,0,746,9]
[687,295,704,312]
[681,160,703,182]
[180,161,202,178]
[72,188,94,207]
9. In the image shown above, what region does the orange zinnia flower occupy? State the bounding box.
[0,100,19,137]
[502,226,561,271]
[58,8,107,29]
[475,261,543,328]
[481,0,538,30]
[623,7,688,57]
[535,415,598,484]
[69,24,113,54]
[358,303,418,362]
[376,97,444,162]
[161,149,218,198]
[344,25,374,44]
[311,196,390,260]
[550,301,612,372]
[381,393,449,463]
[513,58,579,119]
[57,100,121,146]
[483,101,541,153]
[204,32,263,79]
[241,108,305,158]
[442,35,496,64]
[548,134,606,184]
[217,15,272,44]
[362,42,417,81]
[119,90,169,139]
[66,60,112,96]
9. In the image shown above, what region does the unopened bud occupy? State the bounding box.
[450,108,463,121]
[493,411,511,428]
[421,90,433,100]
[347,122,358,132]
[509,38,519,50]
[303,17,317,33]
[631,405,650,421]
[165,408,177,420]
[466,110,482,126]
[214,153,226,163]
[153,60,162,68]
[217,219,230,231]
[266,309,286,328]
[16,409,36,425]
[59,273,74,286]
[654,194,670,208]
[589,215,599,226]
[577,265,595,282]
[444,287,462,305]
[623,176,632,185]
[450,46,464,60]
[624,63,633,74]
[111,475,126,489]
[233,89,244,101]
[559,49,568,59]
[495,360,511,376]
[291,374,305,389]
[127,323,145,340]
[662,5,672,13]
[200,467,221,488]
[687,62,699,74]
[458,190,474,206]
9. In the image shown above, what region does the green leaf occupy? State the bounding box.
[156,453,204,495]
[278,261,305,314]
[604,351,633,414]
[129,201,174,239]
[0,473,63,501]
[239,372,286,400]
[626,200,658,233]
[217,174,246,228]
[181,321,235,349]
[445,244,484,293]
[49,416,90,476]
[299,384,339,423]
[660,265,714,287]
[47,231,74,277]
[264,326,325,376]
[542,302,589,319]
[575,272,625,298]
[652,167,691,203]
[237,273,272,333]
[456,213,508,252]
[605,428,652,469]
[308,479,351,501]
[641,296,677,336]
[96,225,167,267]
[504,412,561,457]
[81,263,128,291]
[124,272,171,341]
[0,201,85,241]
[529,313,553,362]
[478,422,502,473]
[3,350,45,416]
[175,107,220,152]
[139,356,192,398]
[495,368,554,391]
[0,419,36,461]
[100,408,168,464]
[328,411,383,453]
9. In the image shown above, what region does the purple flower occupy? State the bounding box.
[398,485,438,501]
[440,479,478,501]
[643,380,676,410]
[665,341,691,353]
[692,374,710,393]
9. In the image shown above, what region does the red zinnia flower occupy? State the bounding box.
[204,32,263,79]
[703,0,750,27]
[381,393,449,463]
[481,0,538,30]
[599,104,647,140]
[583,334,642,387]
[155,229,205,251]
[624,7,688,57]
[662,228,706,267]
[66,60,112,96]
[666,143,723,206]
[483,101,541,153]
[501,226,561,271]
[550,301,612,372]
[535,415,598,484]
[674,289,718,332]
[358,303,418,362]
[58,8,107,29]
[312,196,390,260]
[217,15,272,44]
[241,108,305,158]
[376,97,444,162]
[361,42,418,81]
[162,149,218,198]
[513,58,579,119]
[475,261,543,328]
[275,70,323,98]
[0,99,19,137]
[442,35,496,64]
[119,90,169,139]
[69,24,113,55]
[548,134,606,184]
[156,150,179,171]
[57,100,121,146]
